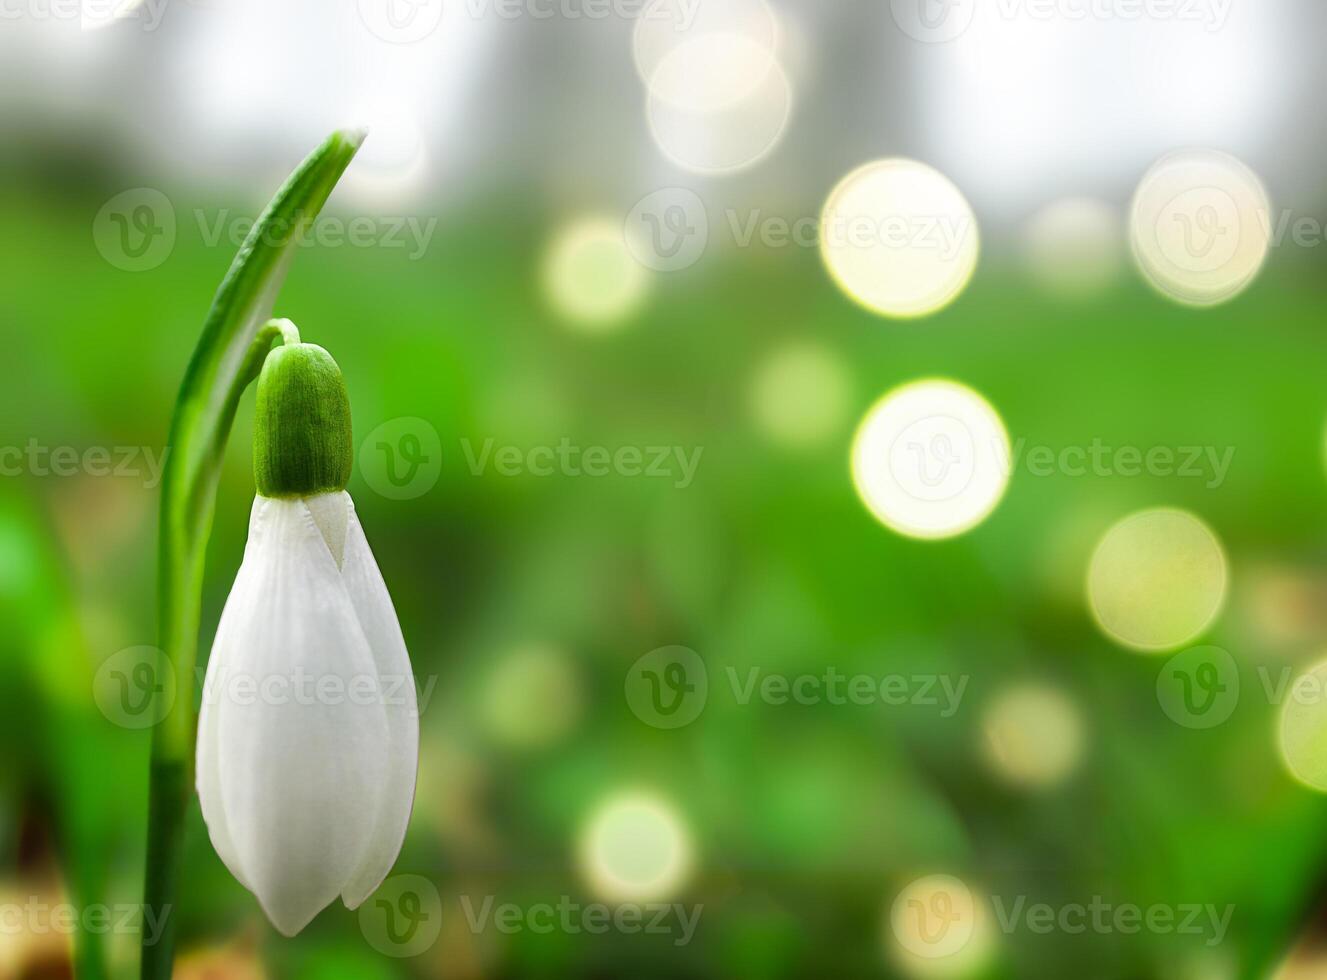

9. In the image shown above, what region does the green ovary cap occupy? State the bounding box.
[253,342,352,498]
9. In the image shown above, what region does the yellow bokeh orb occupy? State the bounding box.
[479,643,583,750]
[981,683,1085,789]
[851,379,1010,540]
[542,217,649,330]
[1278,657,1327,793]
[1129,149,1272,307]
[887,874,995,979]
[1087,508,1228,653]
[579,792,693,903]
[749,341,852,448]
[820,159,979,319]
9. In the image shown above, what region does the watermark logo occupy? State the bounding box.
[891,415,975,504]
[889,0,977,43]
[1156,646,1239,729]
[1155,186,1241,275]
[358,0,445,42]
[891,875,978,959]
[93,189,176,272]
[358,417,444,501]
[94,646,175,729]
[359,875,443,957]
[624,187,709,272]
[625,646,708,729]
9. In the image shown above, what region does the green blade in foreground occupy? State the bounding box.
[142,129,364,980]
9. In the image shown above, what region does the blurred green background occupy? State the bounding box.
[5,3,1327,979]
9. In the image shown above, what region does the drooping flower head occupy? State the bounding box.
[196,320,418,936]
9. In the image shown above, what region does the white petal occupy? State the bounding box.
[196,498,268,890]
[205,496,392,936]
[336,493,419,908]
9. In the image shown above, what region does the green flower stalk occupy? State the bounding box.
[141,130,365,979]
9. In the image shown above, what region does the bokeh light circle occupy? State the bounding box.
[1087,508,1229,653]
[887,874,995,978]
[1130,149,1272,307]
[645,32,777,112]
[820,159,979,318]
[542,216,650,330]
[646,46,792,176]
[981,683,1085,789]
[851,379,1011,540]
[579,792,693,903]
[1278,658,1327,792]
[479,643,583,749]
[749,341,852,448]
[1023,197,1124,299]
[632,0,779,94]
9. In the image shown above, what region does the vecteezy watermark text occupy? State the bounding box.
[624,646,970,729]
[357,418,705,500]
[0,440,167,488]
[0,900,171,946]
[93,189,437,272]
[460,895,703,946]
[990,895,1233,947]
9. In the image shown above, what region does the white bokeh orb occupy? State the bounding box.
[579,792,694,903]
[632,0,779,95]
[1130,149,1272,307]
[851,379,1010,540]
[1087,508,1229,653]
[1023,197,1125,299]
[820,160,979,319]
[646,44,792,176]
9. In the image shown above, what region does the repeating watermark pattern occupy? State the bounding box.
[623,645,709,729]
[357,417,704,500]
[888,428,1235,502]
[890,876,1232,961]
[624,192,975,272]
[460,895,703,946]
[625,646,968,729]
[989,895,1233,946]
[0,440,168,488]
[357,0,700,42]
[0,0,197,32]
[93,190,437,272]
[1008,440,1234,489]
[1156,646,1240,729]
[94,649,439,729]
[199,665,436,716]
[1159,646,1327,730]
[93,189,176,272]
[359,875,443,958]
[358,417,445,501]
[93,646,176,730]
[0,900,171,946]
[888,0,1232,44]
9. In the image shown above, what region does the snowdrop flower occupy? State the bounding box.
[196,320,418,936]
